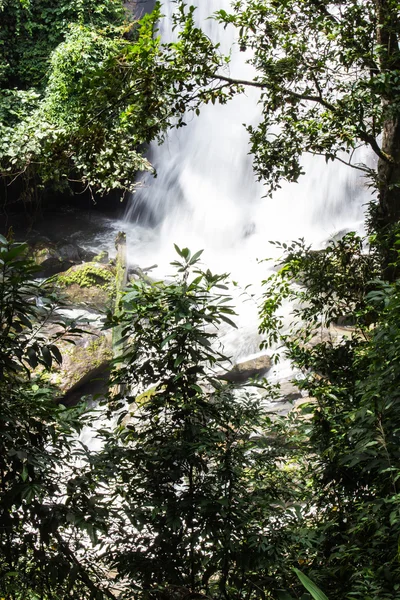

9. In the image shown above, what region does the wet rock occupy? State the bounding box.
[306,325,354,348]
[276,379,303,403]
[333,315,357,327]
[53,262,116,311]
[57,242,82,263]
[56,240,97,263]
[31,241,71,277]
[30,239,102,276]
[219,355,272,383]
[48,326,113,402]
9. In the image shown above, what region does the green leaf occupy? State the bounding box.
[161,333,177,348]
[174,244,184,258]
[26,346,38,369]
[41,345,52,369]
[49,344,63,365]
[219,314,238,328]
[293,569,329,600]
[174,355,185,367]
[189,249,204,265]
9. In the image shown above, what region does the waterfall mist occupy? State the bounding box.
[121,0,369,360]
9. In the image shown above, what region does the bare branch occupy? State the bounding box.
[214,73,337,111]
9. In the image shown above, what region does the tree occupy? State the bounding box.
[4,0,400,225]
[0,0,126,90]
[0,1,229,204]
[0,0,150,202]
[259,234,400,600]
[86,247,303,600]
[159,1,399,231]
[0,235,112,599]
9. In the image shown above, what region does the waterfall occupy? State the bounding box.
[122,0,369,361]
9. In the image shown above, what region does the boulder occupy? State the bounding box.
[47,325,113,403]
[56,242,82,263]
[219,355,272,383]
[54,262,116,311]
[31,240,71,277]
[30,239,101,276]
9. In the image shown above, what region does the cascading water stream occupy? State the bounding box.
[121,0,369,364]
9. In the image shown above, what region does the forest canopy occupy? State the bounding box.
[2,0,400,236]
[0,0,216,202]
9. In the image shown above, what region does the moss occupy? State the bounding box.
[53,263,117,310]
[135,386,157,406]
[93,250,108,262]
[58,263,115,292]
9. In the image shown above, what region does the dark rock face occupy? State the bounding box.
[276,380,302,403]
[31,240,72,277]
[39,321,113,406]
[57,242,83,263]
[124,0,156,17]
[30,239,97,277]
[219,355,272,383]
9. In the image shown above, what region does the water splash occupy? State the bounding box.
[122,0,369,361]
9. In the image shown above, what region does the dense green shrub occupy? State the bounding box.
[0,235,106,599]
[260,234,400,600]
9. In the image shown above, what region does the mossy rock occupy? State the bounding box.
[54,262,117,311]
[29,239,100,277]
[47,326,113,397]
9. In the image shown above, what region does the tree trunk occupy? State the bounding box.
[375,0,400,226]
[377,118,400,225]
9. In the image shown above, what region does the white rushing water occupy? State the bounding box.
[118,0,369,362]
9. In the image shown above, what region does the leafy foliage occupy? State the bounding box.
[0,0,126,89]
[260,234,400,600]
[0,235,109,599]
[82,247,304,600]
[209,1,399,195]
[0,1,232,202]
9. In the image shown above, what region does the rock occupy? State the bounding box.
[219,355,272,383]
[56,240,98,263]
[276,379,302,403]
[91,250,109,264]
[334,315,356,327]
[62,363,110,407]
[47,325,113,404]
[305,325,354,348]
[56,242,82,263]
[31,241,72,277]
[54,262,116,311]
[30,239,105,277]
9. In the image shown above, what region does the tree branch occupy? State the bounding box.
[310,151,372,174]
[214,73,336,111]
[214,74,393,164]
[55,532,117,600]
[358,131,395,164]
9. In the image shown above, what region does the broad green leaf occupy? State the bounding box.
[294,569,329,600]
